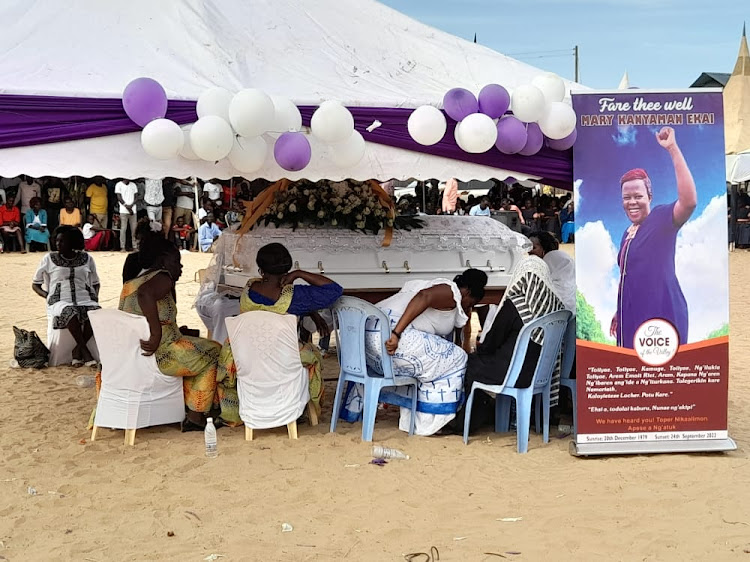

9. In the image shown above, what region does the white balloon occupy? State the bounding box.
[329,130,366,168]
[228,136,268,173]
[271,96,302,133]
[454,113,497,153]
[407,105,447,146]
[511,84,547,123]
[310,101,354,143]
[228,89,275,137]
[196,87,233,122]
[179,125,200,160]
[531,73,566,105]
[140,118,184,160]
[190,115,234,161]
[538,101,577,140]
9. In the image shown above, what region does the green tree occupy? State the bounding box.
[576,291,612,344]
[707,324,729,339]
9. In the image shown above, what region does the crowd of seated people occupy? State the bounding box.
[0,175,254,254]
[394,179,574,241]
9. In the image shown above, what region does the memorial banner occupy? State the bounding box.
[571,90,734,455]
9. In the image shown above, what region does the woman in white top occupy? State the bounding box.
[543,250,576,313]
[32,226,101,366]
[341,269,488,435]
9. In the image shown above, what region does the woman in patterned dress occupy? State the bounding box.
[32,225,100,366]
[118,237,220,431]
[340,269,488,436]
[217,243,343,426]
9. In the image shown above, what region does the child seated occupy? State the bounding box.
[171,216,194,250]
[83,214,112,251]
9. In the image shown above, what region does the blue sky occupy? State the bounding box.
[380,0,747,89]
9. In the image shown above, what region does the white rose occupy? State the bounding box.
[317,210,325,219]
[289,203,297,212]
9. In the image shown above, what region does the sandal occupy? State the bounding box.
[84,360,98,368]
[71,359,83,368]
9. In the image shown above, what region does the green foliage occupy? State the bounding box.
[576,291,613,345]
[707,324,729,339]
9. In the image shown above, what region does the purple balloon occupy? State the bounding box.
[274,132,311,171]
[478,84,510,119]
[519,123,544,156]
[443,88,478,121]
[495,116,527,155]
[122,77,168,128]
[546,128,577,151]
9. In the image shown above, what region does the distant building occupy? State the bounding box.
[690,72,731,88]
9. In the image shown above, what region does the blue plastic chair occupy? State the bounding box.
[558,316,577,434]
[462,309,572,453]
[329,296,418,441]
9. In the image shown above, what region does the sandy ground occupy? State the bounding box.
[1,248,750,561]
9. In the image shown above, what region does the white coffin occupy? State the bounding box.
[206,216,530,291]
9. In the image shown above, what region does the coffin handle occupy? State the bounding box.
[382,260,390,274]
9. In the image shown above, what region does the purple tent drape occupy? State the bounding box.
[0,94,572,188]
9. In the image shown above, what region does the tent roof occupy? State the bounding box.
[0,0,584,182]
[690,72,731,88]
[724,29,750,155]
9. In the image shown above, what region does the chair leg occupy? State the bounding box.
[462,386,477,445]
[516,395,533,454]
[542,391,551,444]
[495,395,512,433]
[571,385,578,435]
[329,373,347,433]
[124,429,136,446]
[287,420,298,440]
[408,383,417,436]
[361,380,381,442]
[91,426,98,442]
[307,401,319,427]
[534,394,541,434]
[245,426,253,441]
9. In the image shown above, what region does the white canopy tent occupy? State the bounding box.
[0,0,583,181]
[724,28,750,184]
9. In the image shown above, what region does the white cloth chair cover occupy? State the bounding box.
[89,309,184,430]
[226,311,309,430]
[47,314,100,367]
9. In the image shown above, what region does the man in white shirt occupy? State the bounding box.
[13,176,42,214]
[202,179,222,206]
[469,197,492,217]
[115,179,140,251]
[198,213,222,252]
[174,180,195,226]
[144,178,164,223]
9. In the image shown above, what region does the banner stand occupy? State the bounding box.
[570,89,734,456]
[570,438,736,457]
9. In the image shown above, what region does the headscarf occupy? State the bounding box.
[543,250,576,313]
[480,256,564,345]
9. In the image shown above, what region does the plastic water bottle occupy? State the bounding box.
[75,374,96,388]
[204,418,218,458]
[372,445,409,460]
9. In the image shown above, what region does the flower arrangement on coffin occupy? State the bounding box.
[261,179,423,235]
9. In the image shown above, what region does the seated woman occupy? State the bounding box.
[59,197,82,228]
[83,214,112,251]
[25,197,49,252]
[118,237,221,431]
[340,269,488,436]
[32,225,100,366]
[527,229,559,260]
[559,200,575,243]
[217,243,343,426]
[447,256,564,434]
[122,218,163,284]
[0,197,25,252]
[543,249,576,313]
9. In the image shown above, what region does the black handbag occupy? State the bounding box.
[13,326,50,369]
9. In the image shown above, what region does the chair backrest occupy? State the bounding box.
[89,308,164,391]
[504,310,572,390]
[559,316,577,382]
[332,295,395,381]
[225,310,309,428]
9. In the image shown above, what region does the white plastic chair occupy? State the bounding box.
[89,309,184,445]
[47,314,100,367]
[225,311,318,441]
[558,316,577,434]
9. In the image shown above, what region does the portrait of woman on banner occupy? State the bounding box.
[610,126,697,348]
